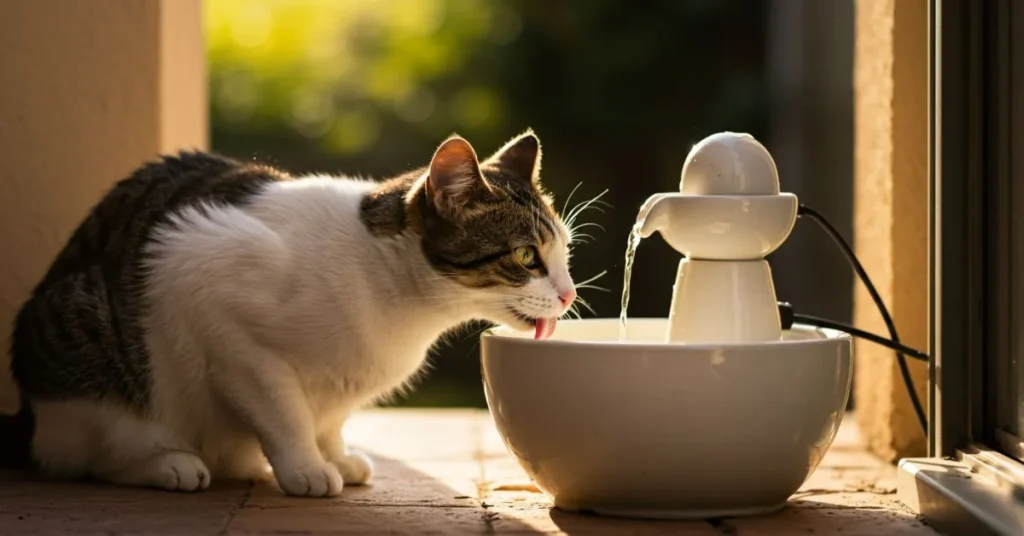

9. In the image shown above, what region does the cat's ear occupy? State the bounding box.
[427,135,485,213]
[485,129,542,184]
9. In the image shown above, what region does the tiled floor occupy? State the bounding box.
[0,409,937,535]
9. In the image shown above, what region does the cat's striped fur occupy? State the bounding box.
[1,132,576,496]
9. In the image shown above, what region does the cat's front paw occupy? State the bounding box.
[152,451,211,492]
[275,462,343,497]
[329,451,373,485]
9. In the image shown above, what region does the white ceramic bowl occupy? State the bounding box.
[480,318,853,519]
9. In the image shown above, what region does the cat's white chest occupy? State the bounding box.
[296,316,441,407]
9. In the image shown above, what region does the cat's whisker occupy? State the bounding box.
[569,203,608,226]
[572,221,605,233]
[560,182,584,218]
[574,296,597,316]
[564,199,591,228]
[569,232,594,245]
[566,189,607,219]
[565,203,608,250]
[566,303,580,318]
[575,270,608,289]
[564,189,609,230]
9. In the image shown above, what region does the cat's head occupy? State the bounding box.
[414,131,576,339]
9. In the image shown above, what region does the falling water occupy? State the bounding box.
[619,222,644,340]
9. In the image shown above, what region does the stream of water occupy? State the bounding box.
[618,222,644,341]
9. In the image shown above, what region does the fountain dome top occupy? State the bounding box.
[679,132,780,196]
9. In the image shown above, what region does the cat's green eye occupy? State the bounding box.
[514,246,540,269]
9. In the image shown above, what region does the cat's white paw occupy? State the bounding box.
[152,451,211,492]
[329,451,373,485]
[275,462,344,497]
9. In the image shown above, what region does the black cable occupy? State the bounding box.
[791,313,930,362]
[797,205,928,435]
[778,302,930,360]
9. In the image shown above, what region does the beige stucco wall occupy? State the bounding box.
[0,0,206,413]
[853,0,929,461]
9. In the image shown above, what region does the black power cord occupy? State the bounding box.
[777,305,929,362]
[781,205,929,435]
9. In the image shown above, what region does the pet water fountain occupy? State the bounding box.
[480,132,853,519]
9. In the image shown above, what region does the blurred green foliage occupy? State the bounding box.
[207,0,769,407]
[208,0,519,156]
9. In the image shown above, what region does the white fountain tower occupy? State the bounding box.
[637,132,798,344]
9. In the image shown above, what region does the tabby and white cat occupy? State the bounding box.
[1,131,576,497]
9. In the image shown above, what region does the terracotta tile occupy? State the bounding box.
[480,477,551,513]
[480,457,532,487]
[0,410,937,535]
[816,449,890,470]
[226,505,489,534]
[722,504,934,535]
[488,506,722,535]
[0,472,249,535]
[395,460,484,498]
[345,409,486,462]
[484,492,552,512]
[246,459,480,509]
[480,418,513,459]
[799,466,898,494]
[830,416,866,448]
[789,491,908,511]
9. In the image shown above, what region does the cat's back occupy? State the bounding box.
[37,151,289,290]
[11,151,291,408]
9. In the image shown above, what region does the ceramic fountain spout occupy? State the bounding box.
[637,132,799,344]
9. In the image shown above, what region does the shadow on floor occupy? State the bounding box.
[0,453,934,534]
[0,452,545,534]
[543,499,933,535]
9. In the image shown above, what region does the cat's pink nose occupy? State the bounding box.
[559,288,577,307]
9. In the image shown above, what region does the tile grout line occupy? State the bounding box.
[471,413,501,533]
[218,482,254,536]
[245,502,481,510]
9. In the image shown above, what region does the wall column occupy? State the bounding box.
[853,0,930,461]
[0,0,206,412]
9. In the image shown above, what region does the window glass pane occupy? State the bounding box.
[991,0,1024,458]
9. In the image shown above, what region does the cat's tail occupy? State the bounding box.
[0,394,35,469]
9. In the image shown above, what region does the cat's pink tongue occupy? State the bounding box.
[534,318,557,340]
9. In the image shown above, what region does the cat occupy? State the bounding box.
[0,131,577,497]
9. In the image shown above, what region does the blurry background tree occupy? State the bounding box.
[207,0,854,407]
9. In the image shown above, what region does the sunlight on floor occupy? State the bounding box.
[0,409,935,534]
